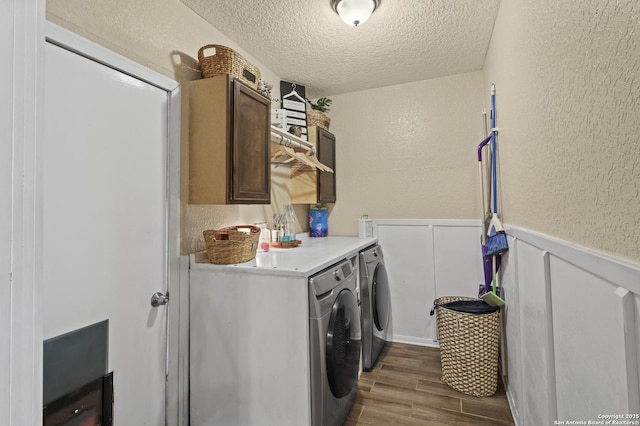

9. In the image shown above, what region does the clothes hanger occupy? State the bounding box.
[270,129,333,172]
[271,146,316,170]
[283,146,318,169]
[282,83,305,103]
[287,147,335,173]
[270,146,297,165]
[302,151,333,173]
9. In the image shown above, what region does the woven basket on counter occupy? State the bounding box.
[306,109,331,131]
[432,296,500,397]
[197,44,261,89]
[202,225,260,264]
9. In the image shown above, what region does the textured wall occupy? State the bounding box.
[484,0,640,262]
[46,0,282,84]
[328,72,486,236]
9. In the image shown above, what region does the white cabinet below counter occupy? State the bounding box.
[188,235,376,426]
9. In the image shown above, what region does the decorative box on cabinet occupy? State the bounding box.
[291,126,336,204]
[188,74,271,204]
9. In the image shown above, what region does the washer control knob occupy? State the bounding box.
[334,270,342,281]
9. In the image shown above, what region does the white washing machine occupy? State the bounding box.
[359,244,391,371]
[308,256,361,426]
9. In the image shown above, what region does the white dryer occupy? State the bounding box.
[359,244,391,371]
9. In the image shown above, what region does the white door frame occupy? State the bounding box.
[2,1,44,425]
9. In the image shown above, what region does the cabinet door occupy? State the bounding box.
[317,128,336,203]
[230,80,271,203]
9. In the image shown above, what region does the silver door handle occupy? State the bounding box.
[150,291,169,307]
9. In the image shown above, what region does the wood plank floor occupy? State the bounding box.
[345,343,515,426]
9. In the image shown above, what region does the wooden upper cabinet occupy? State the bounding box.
[188,75,271,204]
[291,126,336,204]
[316,127,336,203]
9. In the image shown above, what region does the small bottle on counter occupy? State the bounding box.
[255,222,270,252]
[271,225,281,243]
[271,213,283,243]
[358,214,373,239]
[282,204,296,242]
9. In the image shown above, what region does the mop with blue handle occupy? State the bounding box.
[485,84,508,257]
[481,84,506,307]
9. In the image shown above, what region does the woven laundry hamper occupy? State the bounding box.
[431,296,500,397]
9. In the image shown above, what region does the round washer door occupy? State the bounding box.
[326,289,362,398]
[372,263,391,332]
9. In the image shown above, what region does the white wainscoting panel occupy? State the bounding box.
[505,226,640,426]
[432,225,485,298]
[636,292,640,408]
[375,220,483,346]
[377,223,437,345]
[515,242,556,425]
[551,256,630,419]
[615,287,640,413]
[499,236,522,421]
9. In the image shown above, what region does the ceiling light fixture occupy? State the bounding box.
[331,0,380,27]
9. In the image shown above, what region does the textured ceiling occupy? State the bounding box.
[181,0,500,97]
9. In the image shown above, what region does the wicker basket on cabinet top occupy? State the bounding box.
[197,44,261,89]
[306,109,331,131]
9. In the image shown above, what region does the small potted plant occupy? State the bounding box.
[306,97,332,131]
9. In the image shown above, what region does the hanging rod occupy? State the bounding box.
[270,126,316,154]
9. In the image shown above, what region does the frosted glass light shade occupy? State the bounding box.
[332,0,379,27]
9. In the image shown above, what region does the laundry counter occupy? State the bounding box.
[188,234,376,426]
[190,234,377,277]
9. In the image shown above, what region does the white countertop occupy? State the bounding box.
[190,234,377,277]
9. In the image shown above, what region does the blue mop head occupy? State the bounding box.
[486,232,508,256]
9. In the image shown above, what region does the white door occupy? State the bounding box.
[43,40,172,424]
